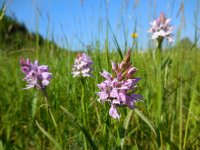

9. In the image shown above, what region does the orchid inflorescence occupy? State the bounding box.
[148,12,174,43]
[72,53,93,78]
[20,58,52,90]
[97,50,142,119]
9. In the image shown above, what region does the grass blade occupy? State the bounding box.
[108,21,123,60]
[36,120,61,150]
[123,110,133,130]
[134,108,157,138]
[60,105,98,150]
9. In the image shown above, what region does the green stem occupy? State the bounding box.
[42,89,63,149]
[156,40,163,148]
[179,83,183,150]
[81,79,88,150]
[156,41,163,123]
[103,105,110,150]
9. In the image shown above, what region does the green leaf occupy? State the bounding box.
[134,109,157,138]
[123,110,133,130]
[161,56,171,70]
[0,140,4,150]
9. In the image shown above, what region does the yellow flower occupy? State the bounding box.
[131,33,138,38]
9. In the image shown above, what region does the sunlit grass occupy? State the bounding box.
[0,1,200,149]
[0,38,200,149]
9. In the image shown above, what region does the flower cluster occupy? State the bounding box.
[72,53,93,77]
[20,58,52,89]
[97,50,142,119]
[148,12,174,43]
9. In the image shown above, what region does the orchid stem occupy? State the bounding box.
[42,89,63,149]
[156,40,163,149]
[81,78,88,150]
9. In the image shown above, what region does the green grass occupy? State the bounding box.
[0,6,200,149]
[0,39,200,149]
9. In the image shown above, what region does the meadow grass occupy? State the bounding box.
[0,1,200,148]
[0,37,200,149]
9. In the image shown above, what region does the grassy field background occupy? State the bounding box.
[0,1,200,150]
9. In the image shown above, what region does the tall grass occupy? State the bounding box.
[0,1,200,150]
[0,37,200,149]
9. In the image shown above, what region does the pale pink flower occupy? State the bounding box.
[97,50,142,119]
[20,58,52,90]
[148,12,174,42]
[72,53,93,77]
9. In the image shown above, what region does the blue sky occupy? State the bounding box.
[1,0,200,50]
